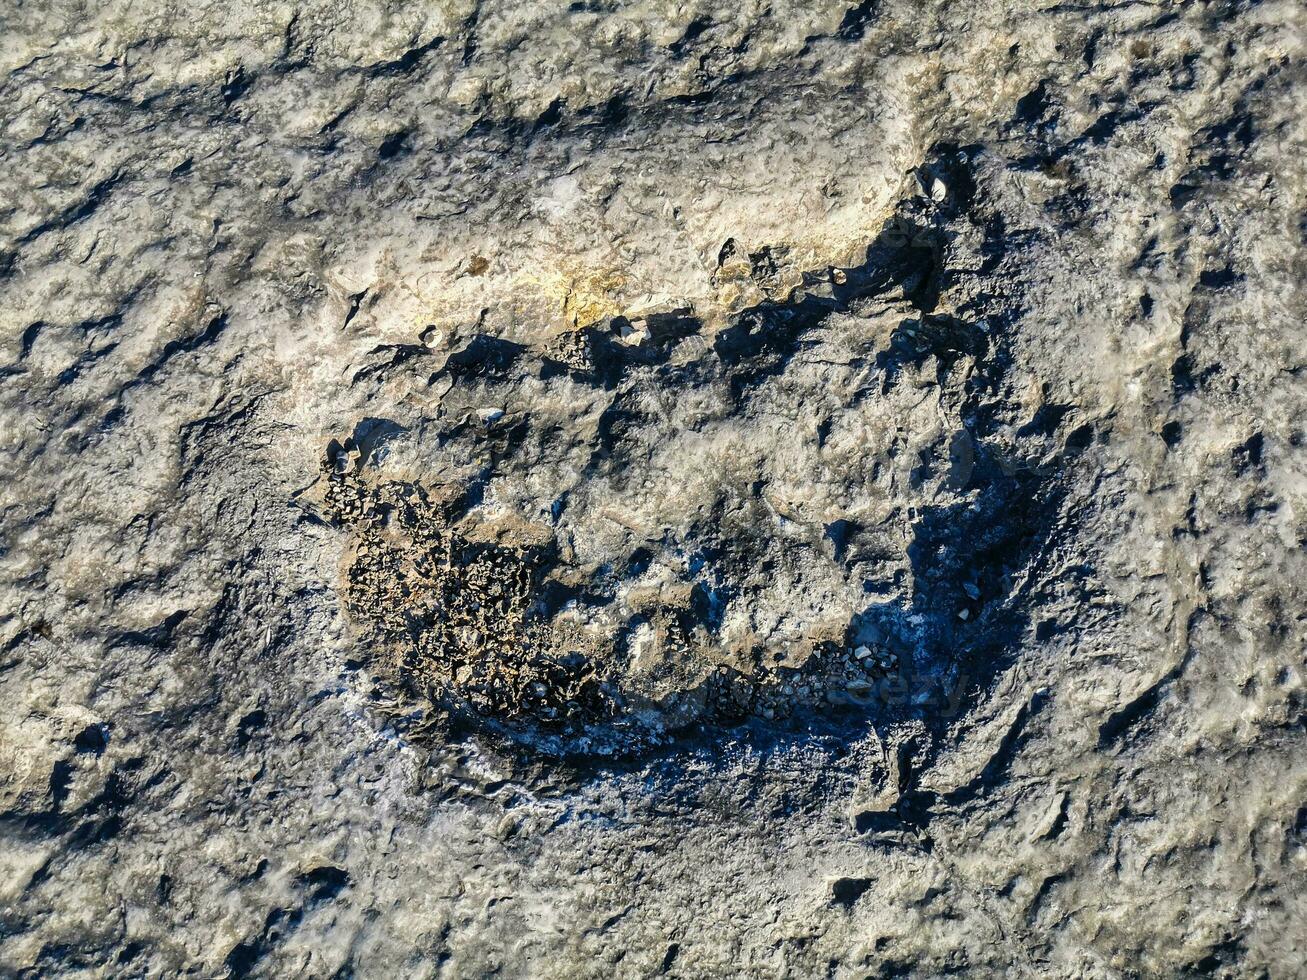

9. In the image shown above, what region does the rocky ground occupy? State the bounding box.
[1,0,1304,976]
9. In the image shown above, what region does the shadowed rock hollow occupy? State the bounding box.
[321,156,1068,759]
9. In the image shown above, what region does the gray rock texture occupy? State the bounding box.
[1,0,1305,976]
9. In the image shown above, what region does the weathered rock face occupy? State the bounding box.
[1,1,1304,977]
[316,154,1068,760]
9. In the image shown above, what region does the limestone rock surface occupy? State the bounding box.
[1,0,1305,976]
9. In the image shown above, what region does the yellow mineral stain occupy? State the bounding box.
[562,269,629,327]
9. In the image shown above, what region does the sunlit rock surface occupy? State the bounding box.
[1,1,1304,976]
